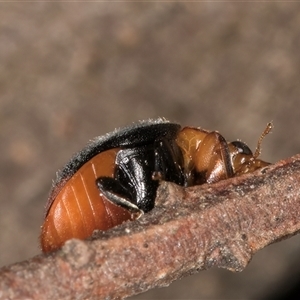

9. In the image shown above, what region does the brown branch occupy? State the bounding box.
[1,154,300,299]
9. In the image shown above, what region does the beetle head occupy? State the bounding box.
[229,122,272,175]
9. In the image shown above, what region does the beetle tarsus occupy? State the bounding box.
[97,177,142,215]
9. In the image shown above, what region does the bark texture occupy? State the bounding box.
[1,154,300,300]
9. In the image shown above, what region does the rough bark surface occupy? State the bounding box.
[1,154,300,300]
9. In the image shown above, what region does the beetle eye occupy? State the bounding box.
[231,141,253,155]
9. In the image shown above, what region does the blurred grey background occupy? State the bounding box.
[1,3,300,299]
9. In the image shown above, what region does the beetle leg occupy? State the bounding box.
[153,139,185,185]
[98,140,184,215]
[194,132,233,184]
[96,177,143,217]
[114,147,159,212]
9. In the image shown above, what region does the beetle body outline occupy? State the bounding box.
[41,118,271,253]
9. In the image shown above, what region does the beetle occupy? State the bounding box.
[40,118,272,253]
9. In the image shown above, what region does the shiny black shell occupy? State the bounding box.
[46,119,184,215]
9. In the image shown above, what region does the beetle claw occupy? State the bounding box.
[97,177,142,215]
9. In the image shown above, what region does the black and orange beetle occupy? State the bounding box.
[41,118,272,252]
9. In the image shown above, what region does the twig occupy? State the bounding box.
[1,154,300,300]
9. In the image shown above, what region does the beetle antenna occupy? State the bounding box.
[253,122,273,159]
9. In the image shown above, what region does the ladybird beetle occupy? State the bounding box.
[41,118,271,252]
